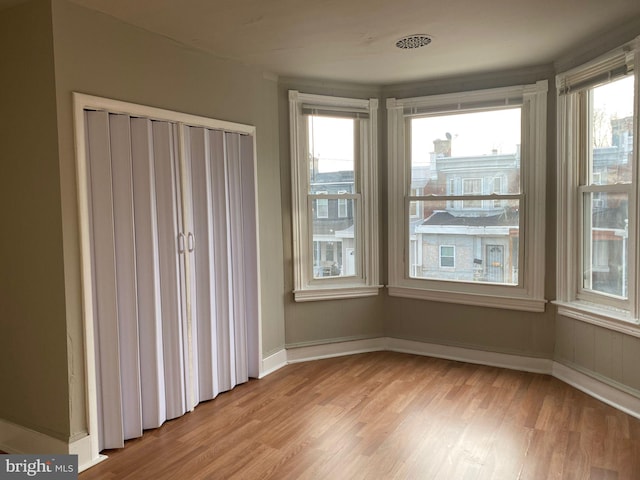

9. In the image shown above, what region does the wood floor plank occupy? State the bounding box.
[78,352,640,480]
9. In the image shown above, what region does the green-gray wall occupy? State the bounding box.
[0,0,70,441]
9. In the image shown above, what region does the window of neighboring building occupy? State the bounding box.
[440,245,455,268]
[289,91,380,301]
[556,38,639,330]
[316,198,329,218]
[387,81,547,311]
[338,194,348,218]
[462,178,482,208]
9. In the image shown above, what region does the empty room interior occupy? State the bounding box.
[3,0,640,478]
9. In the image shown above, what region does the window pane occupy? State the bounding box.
[590,76,634,185]
[313,199,357,278]
[410,108,521,195]
[409,199,519,284]
[308,115,355,193]
[583,192,629,298]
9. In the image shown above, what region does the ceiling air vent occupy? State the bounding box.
[395,34,432,50]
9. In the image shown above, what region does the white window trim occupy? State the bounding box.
[555,37,640,332]
[289,91,381,301]
[387,82,548,312]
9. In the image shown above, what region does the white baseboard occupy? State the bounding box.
[69,434,108,472]
[286,337,387,363]
[0,419,68,455]
[0,420,106,473]
[552,362,640,420]
[259,336,640,420]
[259,348,287,378]
[387,337,554,374]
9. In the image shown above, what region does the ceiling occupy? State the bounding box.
[5,0,640,84]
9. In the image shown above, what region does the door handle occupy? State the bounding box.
[188,232,195,252]
[178,232,186,254]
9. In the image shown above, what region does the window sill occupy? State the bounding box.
[553,300,640,338]
[387,285,547,312]
[294,285,383,302]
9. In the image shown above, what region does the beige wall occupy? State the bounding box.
[0,0,70,440]
[49,0,286,439]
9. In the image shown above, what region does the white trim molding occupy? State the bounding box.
[287,337,387,363]
[262,337,640,421]
[0,420,107,473]
[553,362,640,420]
[385,337,553,373]
[259,349,288,378]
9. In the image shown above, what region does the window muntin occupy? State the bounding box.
[289,91,379,301]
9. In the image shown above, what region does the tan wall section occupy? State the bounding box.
[50,0,286,438]
[386,297,555,358]
[0,0,70,440]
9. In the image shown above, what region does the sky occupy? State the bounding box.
[307,75,634,171]
[411,108,521,165]
[308,116,354,172]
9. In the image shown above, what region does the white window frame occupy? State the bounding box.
[387,82,548,312]
[555,37,640,335]
[289,91,380,301]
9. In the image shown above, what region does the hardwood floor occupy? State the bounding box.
[79,351,640,479]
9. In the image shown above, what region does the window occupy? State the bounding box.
[387,82,547,311]
[462,178,482,208]
[289,91,380,301]
[440,245,455,268]
[338,191,348,218]
[556,38,639,330]
[316,198,329,218]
